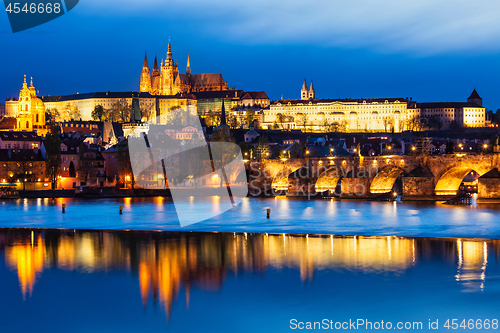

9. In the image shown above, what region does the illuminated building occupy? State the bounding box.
[416,89,485,129]
[140,39,228,95]
[4,76,49,136]
[263,83,485,132]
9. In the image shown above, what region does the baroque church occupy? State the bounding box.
[140,39,228,95]
[16,75,48,136]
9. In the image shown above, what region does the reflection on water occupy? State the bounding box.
[2,229,500,322]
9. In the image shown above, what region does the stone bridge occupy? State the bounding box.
[247,154,500,201]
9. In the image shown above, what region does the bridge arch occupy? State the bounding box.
[370,166,404,194]
[315,167,342,192]
[270,165,301,191]
[434,166,487,196]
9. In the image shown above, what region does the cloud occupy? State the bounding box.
[83,0,500,54]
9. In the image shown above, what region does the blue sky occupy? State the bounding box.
[2,0,500,110]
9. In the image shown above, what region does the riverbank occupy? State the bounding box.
[18,188,171,198]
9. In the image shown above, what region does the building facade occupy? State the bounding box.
[415,89,485,129]
[262,83,486,132]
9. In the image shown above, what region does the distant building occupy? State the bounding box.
[263,82,485,132]
[0,131,41,150]
[264,83,409,132]
[238,91,270,108]
[415,89,485,129]
[0,104,5,117]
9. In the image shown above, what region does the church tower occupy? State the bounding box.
[186,53,191,76]
[308,80,315,99]
[139,52,151,93]
[301,79,309,100]
[151,53,160,94]
[467,88,482,107]
[160,38,179,95]
[17,75,45,133]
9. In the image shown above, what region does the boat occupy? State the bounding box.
[0,184,20,199]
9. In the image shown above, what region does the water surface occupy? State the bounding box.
[1,229,499,332]
[1,197,500,238]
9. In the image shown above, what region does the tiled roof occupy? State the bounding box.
[0,131,40,141]
[242,91,269,100]
[468,89,481,100]
[273,97,410,105]
[192,90,243,100]
[417,102,482,109]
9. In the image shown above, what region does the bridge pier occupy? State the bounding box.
[477,168,500,203]
[401,166,437,201]
[340,177,374,199]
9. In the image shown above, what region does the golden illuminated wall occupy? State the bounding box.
[44,97,157,122]
[264,99,409,132]
[463,107,485,128]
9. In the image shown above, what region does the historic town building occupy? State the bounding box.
[415,89,485,129]
[140,39,228,95]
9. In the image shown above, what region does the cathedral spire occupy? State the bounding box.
[30,77,33,87]
[167,37,172,62]
[152,53,159,76]
[143,51,148,68]
[23,75,27,89]
[220,99,227,127]
[186,53,191,76]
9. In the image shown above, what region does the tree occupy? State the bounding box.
[245,109,255,128]
[445,141,454,154]
[205,110,219,127]
[62,103,80,121]
[69,161,76,177]
[44,122,62,190]
[428,115,442,131]
[228,114,238,129]
[297,113,307,131]
[91,105,106,121]
[46,108,61,122]
[275,113,286,130]
[330,121,341,132]
[112,99,130,123]
[383,117,394,132]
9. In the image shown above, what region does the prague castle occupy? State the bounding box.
[140,39,228,95]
